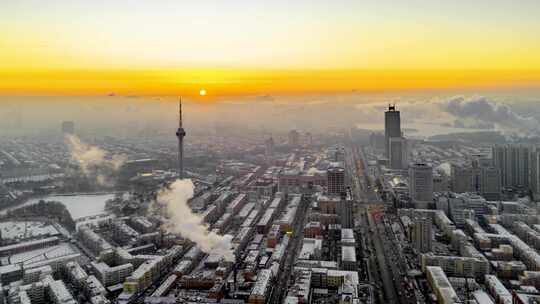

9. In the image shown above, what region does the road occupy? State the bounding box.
[347,141,422,304]
[357,209,382,304]
[345,139,395,303]
[345,136,427,304]
[345,143,382,204]
[379,214,425,304]
[367,210,399,303]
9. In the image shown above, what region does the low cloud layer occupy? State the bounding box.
[441,96,540,136]
[352,95,540,138]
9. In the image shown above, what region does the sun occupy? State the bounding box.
[199,89,207,96]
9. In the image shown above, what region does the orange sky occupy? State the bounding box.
[2,1,540,96]
[1,68,540,98]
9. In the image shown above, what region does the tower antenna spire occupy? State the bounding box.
[176,97,186,179]
[179,97,183,128]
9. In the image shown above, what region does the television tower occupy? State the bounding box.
[176,98,186,179]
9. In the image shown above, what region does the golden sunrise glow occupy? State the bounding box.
[1,68,539,97]
[199,89,207,96]
[1,1,540,96]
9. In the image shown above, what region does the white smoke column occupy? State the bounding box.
[65,135,127,186]
[436,162,452,176]
[157,179,234,261]
[65,135,106,174]
[306,167,324,175]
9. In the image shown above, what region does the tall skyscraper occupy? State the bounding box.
[531,150,540,200]
[288,129,300,146]
[412,216,432,253]
[389,136,408,169]
[327,166,345,195]
[450,165,474,193]
[492,145,530,188]
[305,132,313,147]
[384,105,401,157]
[480,166,501,200]
[409,163,434,208]
[264,137,275,158]
[338,199,354,228]
[175,99,186,179]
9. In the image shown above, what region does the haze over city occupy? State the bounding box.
[1,1,540,304]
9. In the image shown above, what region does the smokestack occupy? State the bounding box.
[175,98,186,179]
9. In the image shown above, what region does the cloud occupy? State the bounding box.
[441,96,540,136]
[351,95,540,138]
[156,179,234,261]
[453,118,495,130]
[255,94,275,102]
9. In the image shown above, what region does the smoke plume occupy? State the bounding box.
[156,179,234,261]
[65,135,126,186]
[436,162,451,176]
[306,167,325,175]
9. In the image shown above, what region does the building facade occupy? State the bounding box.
[409,163,434,208]
[384,105,401,158]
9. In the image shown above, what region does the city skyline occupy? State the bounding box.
[2,3,540,303]
[1,96,540,303]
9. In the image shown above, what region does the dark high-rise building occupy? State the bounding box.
[530,150,540,200]
[338,199,354,228]
[492,145,530,189]
[61,121,75,135]
[305,132,313,146]
[288,129,300,147]
[327,166,345,195]
[480,166,501,200]
[264,137,274,158]
[384,105,401,158]
[389,136,408,169]
[451,165,474,193]
[176,99,186,179]
[412,216,432,253]
[409,163,433,209]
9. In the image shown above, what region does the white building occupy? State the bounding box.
[425,266,460,304]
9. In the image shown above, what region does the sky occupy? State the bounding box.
[1,0,540,97]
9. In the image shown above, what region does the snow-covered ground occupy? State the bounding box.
[2,193,115,219]
[0,242,77,266]
[0,221,59,241]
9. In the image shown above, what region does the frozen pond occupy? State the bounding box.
[2,193,116,219]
